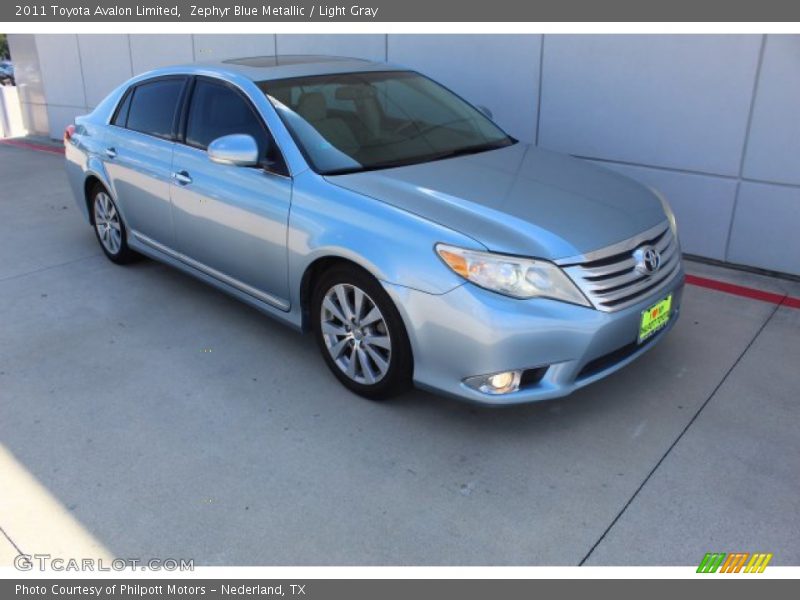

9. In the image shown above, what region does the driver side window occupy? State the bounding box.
[185,79,284,172]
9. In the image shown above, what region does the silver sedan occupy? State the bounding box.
[65,55,684,404]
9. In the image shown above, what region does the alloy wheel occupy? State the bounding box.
[93,192,122,255]
[320,283,392,385]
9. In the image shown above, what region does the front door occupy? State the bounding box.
[169,78,292,309]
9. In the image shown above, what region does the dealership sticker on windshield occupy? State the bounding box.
[639,294,673,343]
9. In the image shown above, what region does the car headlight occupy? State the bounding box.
[435,244,591,306]
[651,187,678,238]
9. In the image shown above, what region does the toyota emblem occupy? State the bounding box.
[634,245,662,275]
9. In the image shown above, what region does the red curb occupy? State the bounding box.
[685,274,800,310]
[0,138,65,155]
[780,295,800,309]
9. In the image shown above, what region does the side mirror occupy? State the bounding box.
[477,105,493,120]
[207,134,259,167]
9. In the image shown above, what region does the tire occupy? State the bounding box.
[311,265,413,400]
[90,183,137,264]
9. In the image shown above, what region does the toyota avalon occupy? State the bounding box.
[64,55,684,404]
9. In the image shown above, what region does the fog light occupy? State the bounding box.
[488,372,514,390]
[465,370,522,395]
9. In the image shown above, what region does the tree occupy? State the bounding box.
[0,34,9,60]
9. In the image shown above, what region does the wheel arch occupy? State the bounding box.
[298,255,378,332]
[302,253,415,397]
[81,154,117,225]
[83,174,107,225]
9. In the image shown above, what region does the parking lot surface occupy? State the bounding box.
[1,144,798,565]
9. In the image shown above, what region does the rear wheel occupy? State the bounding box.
[90,184,137,264]
[311,265,413,400]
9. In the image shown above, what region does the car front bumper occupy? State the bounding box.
[383,266,685,405]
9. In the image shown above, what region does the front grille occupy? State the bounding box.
[559,221,680,312]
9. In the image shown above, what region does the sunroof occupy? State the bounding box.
[223,55,368,67]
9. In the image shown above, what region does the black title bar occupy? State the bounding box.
[4,579,798,600]
[4,0,800,22]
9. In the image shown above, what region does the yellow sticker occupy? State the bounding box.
[639,294,672,343]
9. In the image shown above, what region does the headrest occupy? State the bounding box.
[269,87,292,107]
[335,85,377,101]
[296,92,327,122]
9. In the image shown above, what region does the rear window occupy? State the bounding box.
[125,78,186,139]
[112,91,132,127]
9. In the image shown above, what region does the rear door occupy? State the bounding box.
[103,76,188,248]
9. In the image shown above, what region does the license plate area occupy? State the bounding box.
[638,293,673,344]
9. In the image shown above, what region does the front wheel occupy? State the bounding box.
[311,266,413,400]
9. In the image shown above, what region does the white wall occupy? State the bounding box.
[6,33,48,136]
[0,86,26,137]
[6,33,800,276]
[276,34,385,61]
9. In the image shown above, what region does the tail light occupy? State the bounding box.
[63,124,75,144]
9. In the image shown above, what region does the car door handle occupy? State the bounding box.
[104,147,117,159]
[172,170,192,185]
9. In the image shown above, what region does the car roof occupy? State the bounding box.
[174,55,406,82]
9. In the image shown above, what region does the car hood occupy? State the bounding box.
[327,143,666,260]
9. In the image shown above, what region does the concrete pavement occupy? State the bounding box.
[0,144,798,566]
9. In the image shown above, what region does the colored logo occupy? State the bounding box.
[697,552,773,573]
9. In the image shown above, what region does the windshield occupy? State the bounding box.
[257,71,514,175]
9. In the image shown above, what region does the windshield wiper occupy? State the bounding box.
[324,139,515,176]
[426,141,510,162]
